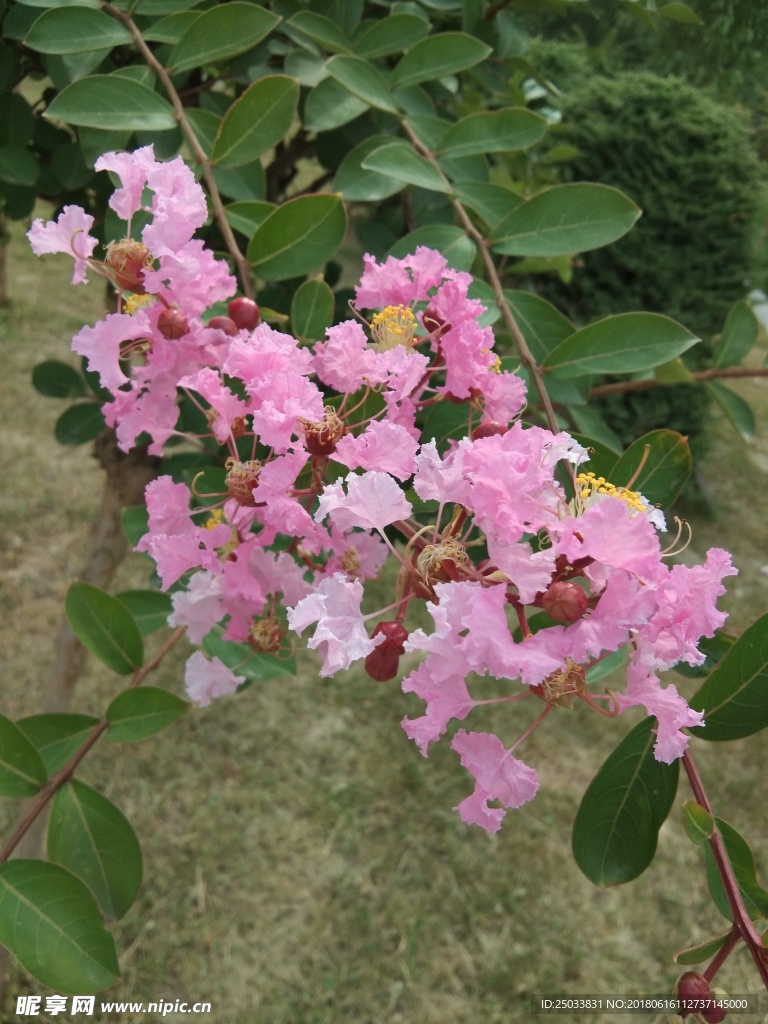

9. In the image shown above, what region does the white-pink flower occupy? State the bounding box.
[451,730,539,832]
[315,471,412,533]
[27,205,98,284]
[184,651,244,707]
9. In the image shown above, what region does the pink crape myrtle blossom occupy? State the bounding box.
[96,145,157,222]
[334,420,419,480]
[184,651,244,707]
[287,573,383,676]
[315,471,412,533]
[27,205,99,284]
[451,730,539,832]
[72,310,151,392]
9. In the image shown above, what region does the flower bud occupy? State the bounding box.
[157,308,189,340]
[105,238,153,293]
[702,1007,727,1024]
[301,406,345,457]
[208,315,238,336]
[541,581,589,623]
[365,621,409,682]
[676,971,711,1019]
[228,296,261,330]
[225,457,262,506]
[471,421,508,441]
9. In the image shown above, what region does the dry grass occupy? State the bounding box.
[1,217,767,1024]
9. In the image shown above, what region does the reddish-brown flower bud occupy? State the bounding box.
[365,621,409,682]
[541,581,589,623]
[702,1007,727,1024]
[208,315,238,336]
[676,972,711,1018]
[157,307,189,340]
[300,405,345,457]
[225,457,262,506]
[105,238,153,293]
[471,420,508,440]
[422,306,450,338]
[228,296,261,330]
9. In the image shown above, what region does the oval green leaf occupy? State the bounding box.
[169,2,280,74]
[203,626,296,680]
[291,278,335,341]
[544,313,699,378]
[454,181,522,230]
[489,183,641,258]
[0,861,120,993]
[32,360,86,398]
[212,75,299,169]
[106,686,189,742]
[225,199,275,237]
[609,429,692,507]
[334,134,406,201]
[674,931,732,965]
[682,800,714,846]
[713,299,759,369]
[354,13,429,58]
[143,11,201,43]
[48,780,142,921]
[0,145,39,186]
[362,141,448,193]
[286,10,352,53]
[304,76,368,132]
[54,402,105,445]
[689,611,768,741]
[116,590,173,636]
[247,193,347,281]
[17,714,99,776]
[0,714,47,797]
[390,32,492,89]
[503,289,575,363]
[705,818,768,921]
[706,380,756,441]
[45,75,176,131]
[65,581,144,676]
[325,54,398,114]
[437,108,548,157]
[388,225,475,272]
[572,717,679,885]
[25,7,132,52]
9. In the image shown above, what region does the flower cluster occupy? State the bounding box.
[30,147,736,832]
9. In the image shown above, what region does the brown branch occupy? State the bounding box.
[682,748,768,990]
[0,627,186,864]
[101,2,253,299]
[589,366,768,399]
[400,120,562,436]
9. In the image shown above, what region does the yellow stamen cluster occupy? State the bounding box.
[371,305,417,351]
[123,293,155,315]
[339,546,361,576]
[203,508,226,530]
[575,471,648,516]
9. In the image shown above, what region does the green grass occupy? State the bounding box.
[1,217,767,1024]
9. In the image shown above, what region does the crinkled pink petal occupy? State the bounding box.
[334,420,418,480]
[311,320,384,393]
[178,367,248,444]
[480,370,527,426]
[250,373,324,451]
[323,528,388,580]
[143,155,208,253]
[451,730,539,832]
[144,241,237,314]
[619,662,705,762]
[169,571,224,643]
[287,573,382,676]
[249,548,313,608]
[184,651,244,707]
[412,440,471,506]
[95,145,156,222]
[378,344,429,403]
[554,498,663,578]
[225,324,314,384]
[27,205,98,284]
[315,471,412,533]
[72,310,151,392]
[401,650,476,755]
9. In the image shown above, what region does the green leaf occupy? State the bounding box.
[334,135,405,201]
[569,409,624,454]
[362,141,448,193]
[106,686,189,742]
[572,717,679,885]
[437,108,548,158]
[0,714,47,797]
[142,11,201,43]
[0,145,39,186]
[388,225,475,271]
[609,429,692,507]
[503,289,574,363]
[489,184,640,257]
[65,581,144,676]
[706,381,756,441]
[706,818,768,921]
[354,13,429,58]
[570,433,622,479]
[122,504,149,547]
[390,32,492,89]
[0,861,120,993]
[17,714,99,775]
[132,0,206,11]
[212,75,299,169]
[674,931,732,966]
[116,590,172,636]
[16,0,101,7]
[48,780,142,921]
[585,646,627,684]
[203,627,296,680]
[32,360,86,398]
[54,402,105,445]
[654,357,695,385]
[658,2,702,24]
[544,313,699,378]
[682,800,714,846]
[675,631,736,680]
[225,200,275,237]
[248,193,347,280]
[287,10,352,53]
[304,75,368,131]
[689,612,768,741]
[454,181,522,229]
[291,278,335,341]
[714,299,759,369]
[214,160,266,202]
[25,7,132,52]
[45,75,176,131]
[169,3,280,74]
[325,54,398,114]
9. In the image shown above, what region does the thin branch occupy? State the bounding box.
[0,627,186,864]
[589,366,768,399]
[101,2,253,299]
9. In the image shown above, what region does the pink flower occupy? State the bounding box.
[619,662,705,762]
[451,730,539,832]
[334,420,418,480]
[356,247,449,308]
[72,310,151,392]
[178,367,248,444]
[169,571,224,643]
[315,471,412,532]
[287,573,381,675]
[401,650,476,754]
[184,651,244,706]
[95,145,157,223]
[312,320,383,393]
[27,205,98,284]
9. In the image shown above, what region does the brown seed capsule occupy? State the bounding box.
[541,581,589,623]
[157,307,189,340]
[208,315,238,337]
[228,296,261,330]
